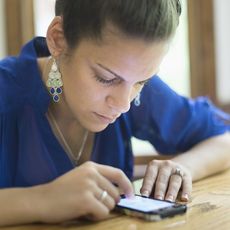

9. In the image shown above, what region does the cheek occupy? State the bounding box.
[78,81,107,106]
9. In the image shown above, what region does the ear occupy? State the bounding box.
[46,16,68,58]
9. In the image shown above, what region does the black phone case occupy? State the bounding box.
[115,195,187,221]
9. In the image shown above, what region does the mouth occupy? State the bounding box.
[94,112,119,124]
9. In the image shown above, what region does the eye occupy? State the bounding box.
[94,75,119,85]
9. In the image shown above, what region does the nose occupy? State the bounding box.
[106,85,132,113]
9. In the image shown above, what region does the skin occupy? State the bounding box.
[45,19,168,133]
[1,16,230,226]
[0,162,133,225]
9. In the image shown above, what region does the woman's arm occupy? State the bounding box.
[0,162,133,226]
[172,132,230,181]
[140,132,230,202]
[134,78,230,202]
[0,186,43,226]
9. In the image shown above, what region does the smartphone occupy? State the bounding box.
[115,194,187,221]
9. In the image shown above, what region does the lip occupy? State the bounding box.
[94,112,119,124]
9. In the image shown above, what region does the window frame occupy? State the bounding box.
[5,0,34,56]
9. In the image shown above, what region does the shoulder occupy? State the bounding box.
[142,76,180,101]
[0,56,27,113]
[129,76,228,146]
[0,56,39,113]
[0,37,49,114]
[130,76,183,116]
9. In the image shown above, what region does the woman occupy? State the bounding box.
[0,0,230,226]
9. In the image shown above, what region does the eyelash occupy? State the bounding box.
[94,75,119,85]
[94,75,149,86]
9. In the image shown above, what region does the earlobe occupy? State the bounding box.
[46,16,67,58]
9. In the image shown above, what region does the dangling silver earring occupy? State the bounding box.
[134,92,141,106]
[46,59,63,103]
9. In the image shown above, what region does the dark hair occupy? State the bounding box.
[55,0,181,49]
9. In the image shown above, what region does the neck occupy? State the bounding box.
[50,102,87,141]
[38,57,83,128]
[47,108,89,165]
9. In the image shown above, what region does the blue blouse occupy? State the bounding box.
[0,37,229,188]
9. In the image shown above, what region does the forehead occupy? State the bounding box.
[68,25,169,81]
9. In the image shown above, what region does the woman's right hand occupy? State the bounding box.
[34,161,133,223]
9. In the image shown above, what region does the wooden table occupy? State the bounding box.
[3,169,230,230]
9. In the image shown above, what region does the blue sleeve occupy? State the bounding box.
[0,111,20,187]
[130,76,229,155]
[0,57,28,113]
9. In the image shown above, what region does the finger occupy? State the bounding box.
[96,164,134,197]
[87,194,110,220]
[96,189,116,211]
[180,175,192,202]
[140,162,159,197]
[154,168,171,200]
[84,178,116,211]
[165,174,183,202]
[95,171,120,203]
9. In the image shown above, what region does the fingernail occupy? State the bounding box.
[166,195,174,202]
[141,190,150,197]
[155,195,163,200]
[181,193,189,202]
[126,193,135,199]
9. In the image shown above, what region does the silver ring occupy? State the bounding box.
[172,167,184,178]
[99,190,108,202]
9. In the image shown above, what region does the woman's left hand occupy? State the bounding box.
[140,159,192,202]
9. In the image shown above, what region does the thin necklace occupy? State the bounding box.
[48,109,89,165]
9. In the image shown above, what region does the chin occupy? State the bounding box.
[87,123,109,133]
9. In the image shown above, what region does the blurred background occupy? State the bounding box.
[1,0,229,109]
[0,0,229,166]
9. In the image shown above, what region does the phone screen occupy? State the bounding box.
[117,195,174,213]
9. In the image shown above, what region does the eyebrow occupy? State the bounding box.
[97,63,124,80]
[97,63,153,83]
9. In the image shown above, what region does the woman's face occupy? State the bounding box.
[59,28,169,132]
